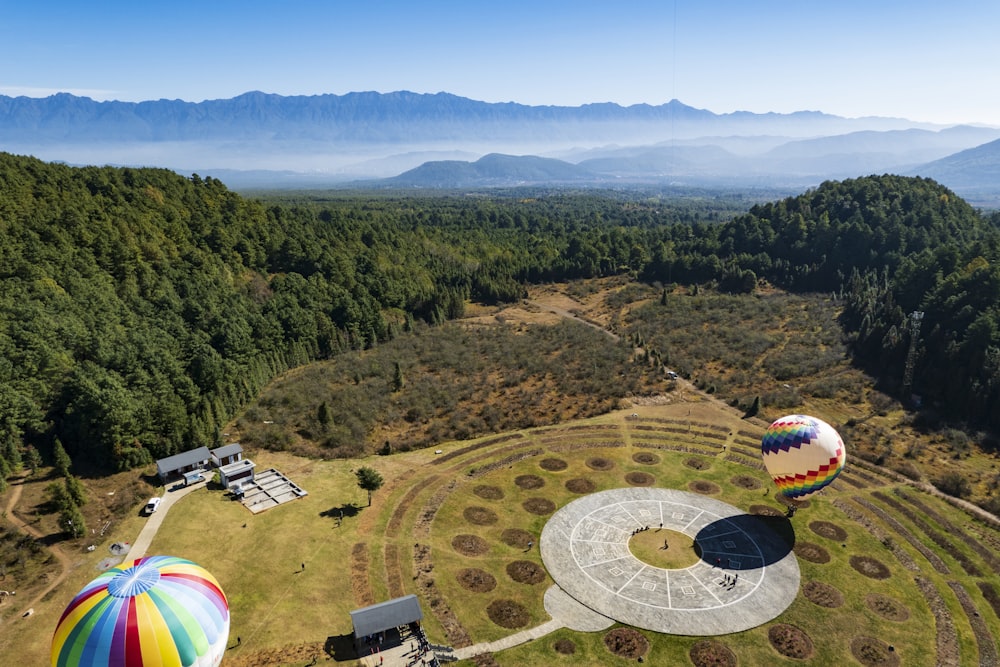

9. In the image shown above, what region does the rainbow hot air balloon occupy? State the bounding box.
[761,414,846,500]
[51,555,229,667]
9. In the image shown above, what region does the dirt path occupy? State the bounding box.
[1,477,72,623]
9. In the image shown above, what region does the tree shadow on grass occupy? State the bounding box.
[325,633,358,662]
[320,502,361,523]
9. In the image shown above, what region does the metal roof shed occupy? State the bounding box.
[350,594,423,642]
[155,446,211,482]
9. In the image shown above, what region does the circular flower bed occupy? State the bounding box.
[850,555,891,580]
[603,627,649,659]
[566,478,596,494]
[688,480,721,495]
[768,623,814,660]
[451,534,490,556]
[523,498,556,515]
[749,504,784,517]
[794,541,831,564]
[850,636,900,667]
[553,639,576,655]
[625,471,655,486]
[486,599,530,629]
[540,458,568,471]
[501,528,534,549]
[685,457,711,470]
[809,520,848,542]
[506,560,546,584]
[731,474,762,490]
[473,485,504,500]
[689,639,737,667]
[587,457,615,471]
[865,593,910,622]
[514,474,545,490]
[456,568,496,593]
[463,506,499,526]
[803,580,844,608]
[632,452,660,465]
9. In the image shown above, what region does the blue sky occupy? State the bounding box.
[2,0,998,125]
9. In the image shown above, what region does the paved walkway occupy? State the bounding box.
[540,487,800,636]
[129,476,209,559]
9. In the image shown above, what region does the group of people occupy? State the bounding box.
[718,572,739,591]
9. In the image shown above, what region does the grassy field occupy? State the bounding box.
[3,281,1000,665]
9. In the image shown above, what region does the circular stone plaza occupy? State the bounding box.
[539,487,800,636]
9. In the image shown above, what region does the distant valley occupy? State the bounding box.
[1,91,999,203]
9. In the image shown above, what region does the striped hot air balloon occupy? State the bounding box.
[51,555,229,667]
[761,414,846,500]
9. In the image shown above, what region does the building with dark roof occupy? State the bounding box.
[155,447,211,483]
[211,443,244,468]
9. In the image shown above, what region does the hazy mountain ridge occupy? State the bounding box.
[1,90,998,200]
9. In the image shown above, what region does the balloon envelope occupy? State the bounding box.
[52,555,229,667]
[761,414,846,499]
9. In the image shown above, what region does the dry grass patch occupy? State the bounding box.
[463,506,499,526]
[522,498,556,515]
[565,478,595,494]
[689,639,738,667]
[688,480,721,495]
[505,560,546,585]
[500,528,534,549]
[625,471,655,486]
[794,541,831,564]
[850,636,900,666]
[768,623,814,660]
[803,580,844,608]
[486,599,530,629]
[850,555,891,579]
[629,529,699,569]
[809,520,848,542]
[514,474,545,490]
[865,593,910,622]
[457,568,497,593]
[603,627,649,659]
[473,485,504,500]
[452,534,490,556]
[539,458,568,471]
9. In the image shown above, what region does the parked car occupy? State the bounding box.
[145,497,162,515]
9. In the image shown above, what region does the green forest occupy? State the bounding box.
[2,152,1000,486]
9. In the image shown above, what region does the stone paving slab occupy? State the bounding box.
[540,487,800,636]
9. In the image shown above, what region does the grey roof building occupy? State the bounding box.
[210,443,244,467]
[155,446,211,482]
[350,594,423,649]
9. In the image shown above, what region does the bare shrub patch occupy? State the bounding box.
[750,504,784,517]
[457,568,497,593]
[539,458,568,471]
[803,580,844,608]
[486,599,530,629]
[501,528,534,549]
[689,480,721,495]
[685,457,711,470]
[603,627,649,659]
[732,474,762,490]
[850,555,891,579]
[452,534,490,556]
[809,520,848,542]
[632,452,660,465]
[689,639,737,667]
[586,457,615,471]
[523,497,556,515]
[566,478,596,494]
[625,471,655,486]
[794,541,831,564]
[850,636,900,667]
[768,623,814,660]
[553,639,576,655]
[865,593,910,622]
[514,474,545,490]
[506,560,546,584]
[473,485,504,500]
[464,506,499,526]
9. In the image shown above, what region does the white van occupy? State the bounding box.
[145,497,162,515]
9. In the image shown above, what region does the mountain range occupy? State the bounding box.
[1,91,998,202]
